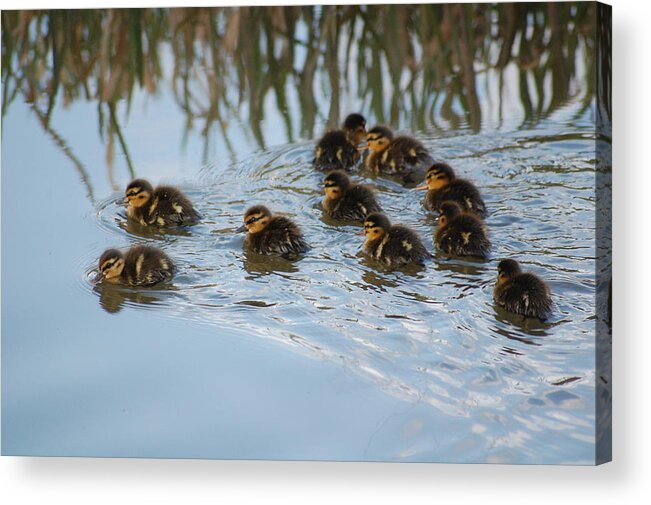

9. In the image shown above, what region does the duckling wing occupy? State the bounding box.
[437,216,490,258]
[333,185,382,221]
[266,217,310,258]
[124,246,175,286]
[443,180,487,218]
[387,226,429,265]
[386,137,433,185]
[313,130,360,171]
[154,186,201,225]
[514,274,552,319]
[495,274,552,320]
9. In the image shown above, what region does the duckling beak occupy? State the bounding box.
[412,184,428,191]
[236,224,247,233]
[122,197,130,204]
[356,231,366,236]
[92,272,104,285]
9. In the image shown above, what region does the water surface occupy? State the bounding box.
[2,4,610,464]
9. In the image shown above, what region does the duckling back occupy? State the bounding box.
[493,273,552,321]
[368,136,432,185]
[425,179,487,218]
[246,216,309,259]
[324,184,382,222]
[435,214,490,259]
[149,186,201,226]
[122,245,176,287]
[314,131,360,171]
[366,225,428,267]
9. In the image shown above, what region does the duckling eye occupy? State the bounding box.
[101,260,115,272]
[246,216,260,225]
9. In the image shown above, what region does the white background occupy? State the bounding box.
[1,0,649,503]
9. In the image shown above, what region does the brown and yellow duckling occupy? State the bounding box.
[435,201,490,259]
[415,163,487,218]
[237,205,309,259]
[125,179,201,227]
[365,125,433,185]
[313,113,367,171]
[494,259,552,321]
[322,170,382,222]
[95,245,175,287]
[362,212,429,268]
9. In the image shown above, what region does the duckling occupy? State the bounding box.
[237,205,309,259]
[365,125,433,185]
[322,170,382,222]
[362,212,429,267]
[415,163,487,218]
[313,113,367,171]
[96,245,175,287]
[493,259,552,321]
[435,201,490,259]
[124,179,201,227]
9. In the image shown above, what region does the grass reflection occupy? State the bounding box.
[2,4,600,186]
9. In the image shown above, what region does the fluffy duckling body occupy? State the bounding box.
[416,163,487,218]
[125,179,201,227]
[97,245,175,287]
[365,126,433,185]
[435,201,490,259]
[494,259,552,321]
[313,113,367,171]
[238,205,309,259]
[362,212,429,267]
[322,171,382,222]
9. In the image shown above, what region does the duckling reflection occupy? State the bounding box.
[364,125,433,186]
[313,113,367,171]
[241,249,300,278]
[94,283,165,314]
[359,269,400,292]
[124,179,201,227]
[119,218,194,238]
[491,308,552,337]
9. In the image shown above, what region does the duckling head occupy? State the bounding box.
[366,126,394,154]
[415,163,456,191]
[437,200,463,229]
[496,258,522,286]
[342,113,367,145]
[324,170,351,201]
[238,205,272,234]
[363,212,391,243]
[97,249,125,282]
[125,179,154,208]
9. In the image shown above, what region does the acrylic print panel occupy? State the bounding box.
[1,2,611,464]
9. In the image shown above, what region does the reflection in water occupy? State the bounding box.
[2,3,601,187]
[94,283,166,314]
[241,249,301,278]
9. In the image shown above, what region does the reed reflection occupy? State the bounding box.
[2,4,599,197]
